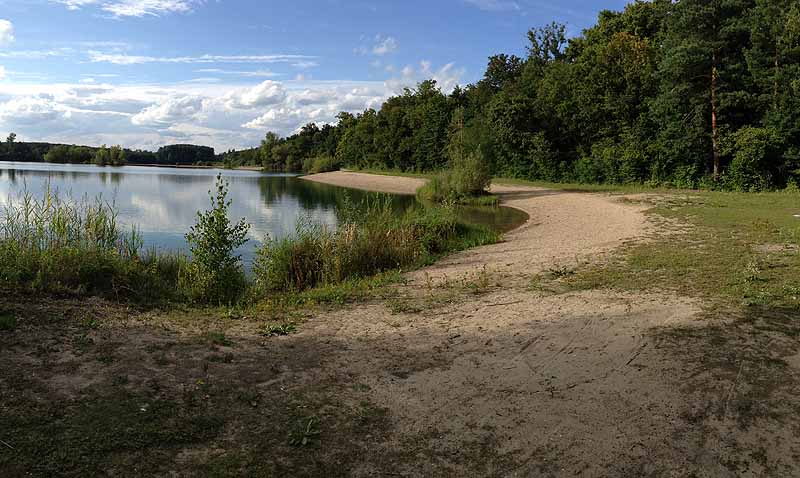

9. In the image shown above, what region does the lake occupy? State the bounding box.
[0,162,527,267]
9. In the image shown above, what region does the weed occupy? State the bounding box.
[548,265,575,278]
[262,323,297,337]
[0,313,17,331]
[288,416,321,447]
[205,332,233,347]
[387,296,423,314]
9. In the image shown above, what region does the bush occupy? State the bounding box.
[417,151,492,204]
[180,175,250,304]
[723,127,785,191]
[303,155,342,174]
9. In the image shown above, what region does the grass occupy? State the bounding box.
[0,187,187,303]
[253,199,500,293]
[562,190,800,309]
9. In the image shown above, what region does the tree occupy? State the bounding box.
[109,145,126,166]
[94,145,110,166]
[181,174,250,304]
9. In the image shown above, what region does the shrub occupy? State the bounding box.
[417,151,492,204]
[303,155,342,174]
[723,126,785,191]
[180,175,250,304]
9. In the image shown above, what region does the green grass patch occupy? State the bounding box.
[253,200,500,294]
[564,190,800,311]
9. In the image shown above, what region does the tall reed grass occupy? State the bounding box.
[0,186,185,301]
[253,198,499,293]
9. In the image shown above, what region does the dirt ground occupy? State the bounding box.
[3,172,799,477]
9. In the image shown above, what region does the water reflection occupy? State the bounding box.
[0,162,414,266]
[0,162,528,268]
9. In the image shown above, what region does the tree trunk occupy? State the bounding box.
[711,52,720,180]
[774,43,780,107]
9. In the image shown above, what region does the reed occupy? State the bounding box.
[0,186,185,302]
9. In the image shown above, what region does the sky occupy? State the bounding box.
[0,0,629,152]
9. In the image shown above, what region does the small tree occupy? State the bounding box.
[181,174,251,303]
[109,145,126,166]
[94,145,110,166]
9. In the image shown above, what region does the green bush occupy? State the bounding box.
[417,151,492,204]
[180,175,250,304]
[723,127,785,191]
[303,155,342,174]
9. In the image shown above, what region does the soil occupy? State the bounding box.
[4,171,799,477]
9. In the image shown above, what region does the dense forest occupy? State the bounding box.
[225,0,799,191]
[3,0,799,191]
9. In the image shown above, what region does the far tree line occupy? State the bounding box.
[0,133,215,167]
[3,1,800,191]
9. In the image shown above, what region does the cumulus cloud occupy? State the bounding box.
[0,66,5,81]
[224,80,287,109]
[386,60,466,94]
[131,95,204,127]
[0,96,68,126]
[0,20,14,47]
[0,59,463,151]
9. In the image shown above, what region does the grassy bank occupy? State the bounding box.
[0,181,499,307]
[0,188,186,303]
[254,198,499,293]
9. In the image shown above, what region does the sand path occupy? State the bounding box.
[295,172,720,476]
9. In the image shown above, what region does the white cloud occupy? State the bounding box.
[224,80,286,109]
[372,36,398,56]
[88,51,316,65]
[131,95,204,126]
[52,0,199,17]
[356,35,399,57]
[386,60,466,94]
[464,0,520,11]
[0,20,15,47]
[195,68,279,78]
[52,0,100,10]
[0,97,68,126]
[0,66,5,81]
[0,60,461,151]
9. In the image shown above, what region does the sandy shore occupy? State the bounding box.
[301,171,427,195]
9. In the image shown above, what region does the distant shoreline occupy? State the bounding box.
[133,163,265,172]
[0,160,266,173]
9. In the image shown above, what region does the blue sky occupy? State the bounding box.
[0,0,629,151]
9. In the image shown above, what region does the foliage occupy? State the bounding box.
[0,187,185,302]
[303,154,342,174]
[215,0,799,189]
[180,175,250,304]
[723,126,786,191]
[253,200,499,293]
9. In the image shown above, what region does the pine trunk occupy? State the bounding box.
[711,52,720,180]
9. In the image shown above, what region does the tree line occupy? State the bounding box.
[0,134,218,167]
[228,0,799,191]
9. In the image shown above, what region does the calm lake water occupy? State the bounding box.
[0,162,527,267]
